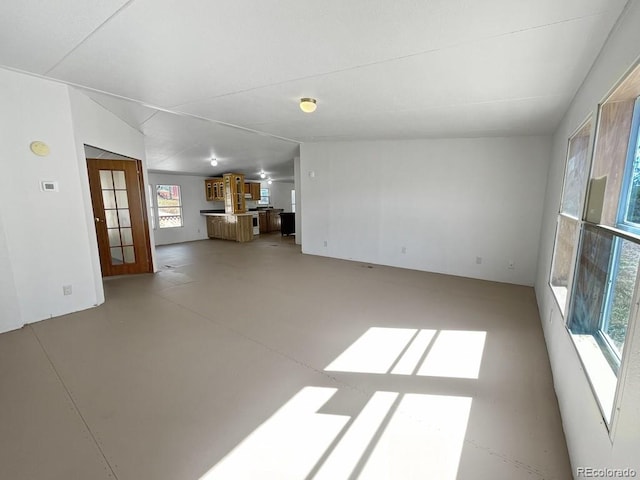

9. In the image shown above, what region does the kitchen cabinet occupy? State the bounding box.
[244,182,261,200]
[205,214,253,242]
[251,182,261,200]
[204,178,224,201]
[258,211,268,233]
[259,209,283,232]
[268,209,282,232]
[224,173,246,213]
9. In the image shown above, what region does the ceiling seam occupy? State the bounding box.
[0,64,301,145]
[85,95,144,134]
[170,11,607,109]
[68,83,301,143]
[140,110,160,127]
[43,0,137,75]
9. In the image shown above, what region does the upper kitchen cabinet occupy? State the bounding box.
[251,182,260,200]
[224,173,246,213]
[244,182,261,201]
[204,178,224,201]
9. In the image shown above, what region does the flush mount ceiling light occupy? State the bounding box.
[299,98,317,113]
[260,171,266,179]
[210,158,218,166]
[267,178,273,185]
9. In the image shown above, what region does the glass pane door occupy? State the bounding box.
[100,169,136,266]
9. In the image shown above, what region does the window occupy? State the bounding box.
[258,188,270,205]
[156,184,183,228]
[616,98,640,232]
[564,64,640,427]
[567,227,639,422]
[550,119,592,314]
[291,189,296,213]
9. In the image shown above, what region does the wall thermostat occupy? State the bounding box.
[40,181,59,192]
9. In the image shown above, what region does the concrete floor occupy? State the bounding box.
[0,234,572,480]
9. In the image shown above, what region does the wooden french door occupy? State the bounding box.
[87,159,152,276]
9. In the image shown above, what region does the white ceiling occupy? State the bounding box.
[0,0,629,180]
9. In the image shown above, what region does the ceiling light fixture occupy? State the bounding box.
[260,171,266,179]
[210,158,218,166]
[299,98,317,113]
[267,178,273,185]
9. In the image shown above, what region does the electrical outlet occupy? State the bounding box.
[401,246,407,254]
[476,256,482,264]
[63,285,72,296]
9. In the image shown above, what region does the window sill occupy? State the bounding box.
[570,333,617,424]
[550,284,568,317]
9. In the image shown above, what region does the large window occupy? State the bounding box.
[550,119,592,314]
[156,184,183,228]
[563,64,640,427]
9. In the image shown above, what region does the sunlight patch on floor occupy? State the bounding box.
[325,327,487,379]
[313,391,399,479]
[200,387,349,480]
[391,329,436,375]
[417,330,486,379]
[201,325,484,479]
[358,394,472,479]
[199,386,472,480]
[325,327,417,374]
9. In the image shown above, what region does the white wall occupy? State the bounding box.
[300,137,550,286]
[535,0,640,474]
[0,69,100,331]
[261,181,294,211]
[148,172,213,245]
[0,68,151,334]
[0,206,21,332]
[294,156,302,245]
[68,87,153,300]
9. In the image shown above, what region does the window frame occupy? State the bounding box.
[566,224,640,426]
[156,184,184,229]
[549,117,594,316]
[599,238,624,369]
[615,97,640,233]
[563,94,640,430]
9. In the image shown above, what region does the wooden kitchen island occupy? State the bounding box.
[203,213,253,242]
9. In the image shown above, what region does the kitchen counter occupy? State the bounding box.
[201,212,253,242]
[201,212,254,217]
